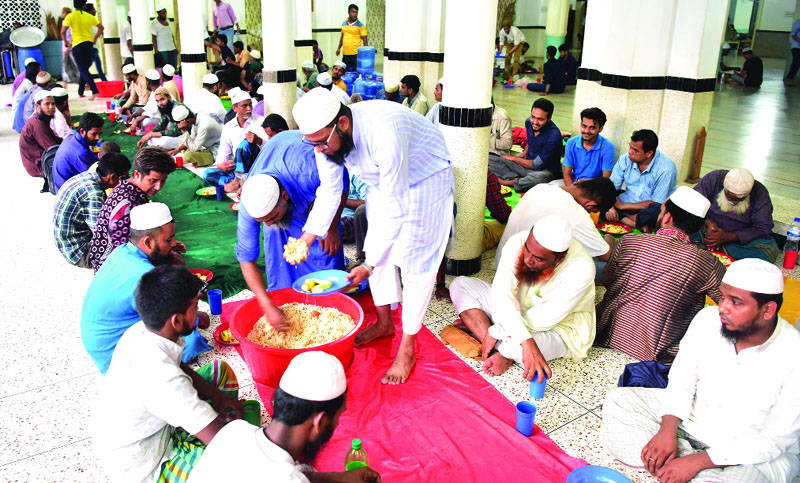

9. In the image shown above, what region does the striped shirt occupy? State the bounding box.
[595,229,726,364]
[52,171,106,264]
[88,179,150,272]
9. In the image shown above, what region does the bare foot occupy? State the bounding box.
[452,318,467,330]
[89,93,96,101]
[355,318,395,346]
[482,352,513,376]
[381,345,415,385]
[481,334,497,360]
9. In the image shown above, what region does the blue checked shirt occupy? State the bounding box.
[52,171,106,264]
[610,150,677,205]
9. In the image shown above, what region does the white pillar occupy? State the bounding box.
[130,0,155,73]
[261,0,297,128]
[295,0,313,77]
[99,0,122,80]
[440,0,497,275]
[178,0,206,105]
[545,0,569,52]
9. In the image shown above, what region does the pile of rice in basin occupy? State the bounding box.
[247,303,355,349]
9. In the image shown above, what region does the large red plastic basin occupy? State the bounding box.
[95,80,124,98]
[230,288,364,387]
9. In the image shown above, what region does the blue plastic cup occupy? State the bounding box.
[529,372,547,399]
[215,185,225,201]
[207,289,222,315]
[516,401,537,436]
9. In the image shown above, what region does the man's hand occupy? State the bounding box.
[174,240,187,253]
[656,453,707,483]
[434,285,451,301]
[641,427,679,475]
[299,231,317,249]
[263,302,290,332]
[342,466,381,482]
[209,391,244,422]
[605,206,619,222]
[137,133,151,148]
[336,47,342,56]
[319,227,342,256]
[197,311,211,329]
[520,338,551,382]
[345,265,370,290]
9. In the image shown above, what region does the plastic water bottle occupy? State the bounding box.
[784,217,800,269]
[344,438,369,471]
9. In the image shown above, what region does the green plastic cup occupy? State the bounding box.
[242,400,261,426]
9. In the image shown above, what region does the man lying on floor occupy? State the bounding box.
[449,215,596,381]
[601,259,800,482]
[94,265,243,483]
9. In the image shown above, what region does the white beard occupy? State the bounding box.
[717,190,749,215]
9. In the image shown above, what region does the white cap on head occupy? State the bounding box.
[230,88,252,105]
[437,77,444,86]
[162,64,175,76]
[279,351,347,402]
[301,60,314,71]
[532,215,572,253]
[50,87,68,98]
[722,43,731,49]
[241,174,280,218]
[250,49,262,60]
[156,3,168,11]
[36,71,52,84]
[24,57,36,66]
[127,10,131,17]
[256,84,268,96]
[34,89,53,104]
[384,77,399,93]
[292,87,341,135]
[122,63,137,75]
[130,202,173,231]
[172,104,191,122]
[742,47,753,53]
[202,73,219,84]
[317,72,333,86]
[334,60,347,69]
[722,258,784,295]
[669,186,710,218]
[145,69,161,81]
[723,168,755,197]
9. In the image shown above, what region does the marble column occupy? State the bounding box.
[573,0,726,181]
[178,0,206,104]
[295,0,314,77]
[544,0,569,51]
[98,0,122,80]
[440,0,497,275]
[261,0,297,128]
[130,0,155,73]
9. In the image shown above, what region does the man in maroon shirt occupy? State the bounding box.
[19,90,60,178]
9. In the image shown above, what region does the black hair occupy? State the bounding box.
[631,129,659,154]
[146,79,161,90]
[546,45,557,58]
[751,292,784,312]
[580,107,607,128]
[135,266,203,331]
[233,40,244,50]
[664,199,704,234]
[79,112,103,131]
[523,42,530,49]
[133,146,177,176]
[97,153,132,177]
[531,98,554,118]
[217,33,228,44]
[272,387,347,426]
[348,3,358,11]
[263,113,289,133]
[73,0,87,9]
[575,177,617,213]
[85,3,95,13]
[400,74,421,93]
[558,44,568,52]
[25,62,40,83]
[311,39,318,46]
[98,140,121,158]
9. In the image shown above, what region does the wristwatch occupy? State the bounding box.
[360,262,373,276]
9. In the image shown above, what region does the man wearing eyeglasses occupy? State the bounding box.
[81,203,213,375]
[291,87,455,386]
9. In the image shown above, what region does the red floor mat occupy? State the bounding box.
[221,293,586,481]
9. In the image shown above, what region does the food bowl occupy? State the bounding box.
[95,80,125,98]
[188,268,214,282]
[229,288,364,387]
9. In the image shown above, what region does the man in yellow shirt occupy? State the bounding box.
[336,4,367,71]
[331,61,348,91]
[449,215,596,380]
[61,0,104,100]
[400,75,429,116]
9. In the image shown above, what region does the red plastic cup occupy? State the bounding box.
[175,156,184,168]
[106,101,111,109]
[537,77,541,83]
[109,112,116,122]
[784,251,798,270]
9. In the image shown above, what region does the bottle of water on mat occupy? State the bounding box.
[784,217,800,270]
[345,438,369,471]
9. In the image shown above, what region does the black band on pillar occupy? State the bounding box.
[577,68,716,93]
[386,51,444,63]
[181,53,207,63]
[294,39,314,47]
[439,106,493,128]
[132,43,153,52]
[263,69,297,83]
[445,256,482,276]
[384,48,389,57]
[104,37,120,44]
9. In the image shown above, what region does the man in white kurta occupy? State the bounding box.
[601,258,800,482]
[291,87,454,385]
[203,90,263,187]
[185,73,227,126]
[450,215,596,379]
[169,105,222,167]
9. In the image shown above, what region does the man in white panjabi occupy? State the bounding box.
[450,215,596,380]
[602,258,800,482]
[185,73,227,126]
[291,87,455,385]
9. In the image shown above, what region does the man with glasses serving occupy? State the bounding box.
[289,88,455,386]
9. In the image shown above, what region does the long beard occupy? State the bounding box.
[267,201,294,231]
[717,190,749,215]
[328,127,354,166]
[302,423,334,462]
[514,250,556,285]
[147,248,173,266]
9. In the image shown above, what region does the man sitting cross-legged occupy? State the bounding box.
[449,215,596,380]
[601,259,800,482]
[93,264,244,483]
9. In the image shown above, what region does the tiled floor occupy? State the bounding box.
[1,57,798,482]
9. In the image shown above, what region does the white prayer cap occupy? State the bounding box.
[532,215,572,253]
[250,49,262,60]
[230,88,252,105]
[145,69,161,81]
[127,10,131,17]
[172,104,191,122]
[279,351,347,402]
[256,84,268,96]
[24,57,36,66]
[669,186,710,218]
[317,72,333,86]
[722,43,731,49]
[34,89,53,104]
[384,77,399,93]
[722,258,784,295]
[156,3,168,11]
[292,87,341,135]
[723,168,755,197]
[437,77,444,86]
[301,60,314,71]
[241,174,280,218]
[50,87,68,98]
[202,73,219,84]
[36,71,52,84]
[122,63,137,75]
[162,64,175,76]
[130,202,173,230]
[742,47,753,54]
[334,60,347,69]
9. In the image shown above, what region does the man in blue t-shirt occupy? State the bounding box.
[558,44,579,85]
[522,46,566,95]
[563,107,615,186]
